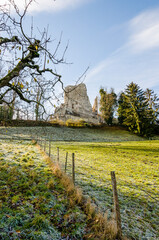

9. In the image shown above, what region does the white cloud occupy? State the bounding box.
[128,8,159,53]
[86,45,159,103]
[86,46,126,83]
[86,8,159,100]
[86,59,113,82]
[1,0,92,13]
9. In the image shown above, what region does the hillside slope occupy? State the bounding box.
[0,125,148,142]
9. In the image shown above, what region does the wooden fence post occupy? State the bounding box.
[72,153,75,184]
[49,139,51,157]
[111,171,122,239]
[57,147,59,162]
[65,152,68,173]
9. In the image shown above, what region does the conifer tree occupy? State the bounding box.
[118,92,128,125]
[145,88,159,124]
[118,82,154,136]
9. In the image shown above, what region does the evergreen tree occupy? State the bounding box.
[118,82,154,136]
[145,88,159,124]
[118,92,128,125]
[99,88,117,125]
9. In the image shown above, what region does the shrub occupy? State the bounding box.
[65,119,86,127]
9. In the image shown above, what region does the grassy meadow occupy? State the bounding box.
[49,140,159,240]
[0,139,91,239]
[0,126,158,239]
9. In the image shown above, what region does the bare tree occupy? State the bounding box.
[0,0,67,117]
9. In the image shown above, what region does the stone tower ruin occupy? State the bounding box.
[92,96,98,114]
[54,83,99,124]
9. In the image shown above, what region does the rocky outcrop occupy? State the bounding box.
[54,83,99,124]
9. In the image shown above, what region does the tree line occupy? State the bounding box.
[99,82,159,137]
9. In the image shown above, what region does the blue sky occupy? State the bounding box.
[3,0,159,105]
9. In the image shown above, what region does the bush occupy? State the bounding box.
[50,119,65,126]
[65,119,86,127]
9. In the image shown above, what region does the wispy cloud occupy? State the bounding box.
[128,8,159,53]
[1,0,92,13]
[86,7,159,101]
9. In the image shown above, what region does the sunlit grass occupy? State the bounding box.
[48,140,159,240]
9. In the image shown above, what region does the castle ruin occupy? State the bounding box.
[54,83,99,124]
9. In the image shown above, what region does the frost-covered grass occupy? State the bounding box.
[0,139,88,240]
[0,126,159,239]
[48,140,159,240]
[0,125,149,142]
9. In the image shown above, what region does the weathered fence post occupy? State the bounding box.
[111,171,122,239]
[72,153,75,184]
[65,152,68,173]
[57,147,59,162]
[49,139,51,157]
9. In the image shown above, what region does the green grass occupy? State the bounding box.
[0,126,159,239]
[0,139,88,240]
[48,140,159,240]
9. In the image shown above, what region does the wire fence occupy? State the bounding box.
[0,126,158,240]
[36,136,159,240]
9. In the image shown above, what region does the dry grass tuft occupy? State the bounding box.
[85,198,96,219]
[84,206,117,240]
[74,187,83,204]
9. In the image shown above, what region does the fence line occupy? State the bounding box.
[37,137,122,236]
[0,134,158,239]
[36,136,159,240]
[38,137,159,204]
